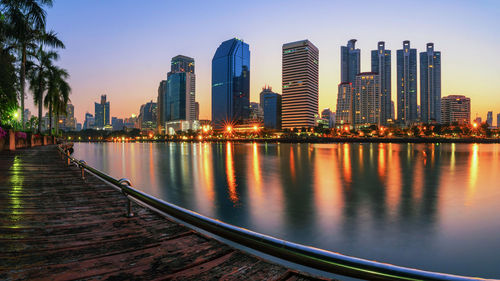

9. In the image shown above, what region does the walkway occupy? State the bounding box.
[0,146,328,281]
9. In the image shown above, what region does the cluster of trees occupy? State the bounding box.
[0,0,70,134]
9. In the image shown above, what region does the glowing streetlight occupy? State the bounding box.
[253,125,258,131]
[226,126,232,132]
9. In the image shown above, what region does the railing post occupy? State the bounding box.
[66,150,70,166]
[118,178,134,218]
[79,160,86,180]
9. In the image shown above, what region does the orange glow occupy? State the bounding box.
[473,122,478,128]
[253,125,258,131]
[226,142,238,204]
[226,126,232,132]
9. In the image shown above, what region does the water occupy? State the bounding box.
[73,142,500,278]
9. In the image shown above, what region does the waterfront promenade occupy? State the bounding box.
[0,146,327,280]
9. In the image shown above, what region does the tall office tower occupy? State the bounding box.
[420,43,441,123]
[391,100,395,120]
[157,80,167,133]
[63,103,76,131]
[486,111,493,126]
[212,38,250,129]
[94,95,110,129]
[163,55,196,123]
[353,73,381,127]
[83,113,94,129]
[321,108,335,128]
[441,95,470,125]
[335,82,353,125]
[341,39,360,84]
[195,102,199,120]
[282,39,319,129]
[497,113,500,128]
[259,86,282,130]
[139,101,157,130]
[171,55,195,73]
[397,40,418,125]
[371,41,391,125]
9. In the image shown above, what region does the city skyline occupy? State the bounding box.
[24,0,500,124]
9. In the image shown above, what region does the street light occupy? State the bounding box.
[226,126,232,132]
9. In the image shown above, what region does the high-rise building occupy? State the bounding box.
[474,116,482,124]
[441,95,470,125]
[497,113,500,128]
[61,103,75,131]
[486,111,493,127]
[341,39,360,84]
[249,102,262,120]
[282,39,319,129]
[76,123,82,131]
[397,40,418,125]
[195,102,199,120]
[112,117,124,131]
[391,100,395,120]
[371,41,391,125]
[171,55,195,73]
[321,108,335,128]
[420,43,441,123]
[139,101,157,130]
[212,38,250,129]
[157,80,167,133]
[354,73,381,127]
[83,113,94,129]
[335,82,353,125]
[94,95,110,128]
[259,86,281,130]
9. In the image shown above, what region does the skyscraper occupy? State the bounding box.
[486,111,493,127]
[94,95,110,129]
[441,95,470,125]
[371,41,391,125]
[171,55,195,73]
[321,108,335,128]
[497,113,500,128]
[420,43,441,123]
[83,113,94,129]
[341,39,360,84]
[282,39,319,129]
[157,80,167,133]
[259,86,281,130]
[139,101,157,130]
[397,40,418,125]
[211,38,250,129]
[354,73,381,127]
[335,82,353,125]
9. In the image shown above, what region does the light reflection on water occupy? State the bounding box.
[73,142,500,278]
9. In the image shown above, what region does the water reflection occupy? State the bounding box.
[73,142,500,278]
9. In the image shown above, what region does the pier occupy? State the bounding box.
[0,146,326,280]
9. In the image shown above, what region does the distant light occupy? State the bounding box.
[226,126,232,132]
[131,114,136,118]
[473,122,478,128]
[13,111,19,119]
[253,125,258,131]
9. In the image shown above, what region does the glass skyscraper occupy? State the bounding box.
[397,40,418,125]
[353,73,381,127]
[371,41,391,125]
[420,43,441,123]
[259,86,281,130]
[335,82,353,125]
[211,38,250,129]
[341,39,360,84]
[94,95,110,129]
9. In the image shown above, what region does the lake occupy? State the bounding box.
[73,142,500,278]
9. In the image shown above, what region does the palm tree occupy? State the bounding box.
[27,45,57,133]
[2,0,64,129]
[44,65,70,135]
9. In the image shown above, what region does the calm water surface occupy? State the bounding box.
[74,142,500,278]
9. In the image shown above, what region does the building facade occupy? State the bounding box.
[157,80,167,133]
[321,108,335,128]
[335,82,353,125]
[211,38,250,129]
[341,39,360,84]
[139,101,157,130]
[486,111,493,127]
[397,40,418,125]
[353,73,381,127]
[94,95,110,129]
[259,86,282,130]
[420,43,441,123]
[371,41,391,125]
[497,113,500,128]
[281,39,319,129]
[441,95,470,125]
[83,113,94,130]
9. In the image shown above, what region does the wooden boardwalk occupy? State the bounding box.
[0,146,329,281]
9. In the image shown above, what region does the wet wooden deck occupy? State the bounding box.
[0,146,329,280]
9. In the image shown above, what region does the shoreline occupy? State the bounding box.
[70,137,500,144]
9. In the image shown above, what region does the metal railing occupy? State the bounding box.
[57,145,491,281]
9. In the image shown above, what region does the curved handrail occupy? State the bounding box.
[56,145,493,281]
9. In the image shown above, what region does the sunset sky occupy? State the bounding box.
[25,0,500,125]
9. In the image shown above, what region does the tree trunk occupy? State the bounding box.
[48,102,52,136]
[55,113,59,136]
[20,46,26,129]
[37,77,43,133]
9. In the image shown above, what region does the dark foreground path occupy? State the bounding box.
[0,146,328,281]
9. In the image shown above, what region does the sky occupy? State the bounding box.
[25,0,500,125]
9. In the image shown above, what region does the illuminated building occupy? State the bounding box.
[420,43,441,123]
[94,95,110,129]
[353,72,381,127]
[335,82,353,125]
[341,39,360,84]
[211,38,250,129]
[371,41,391,125]
[441,95,470,125]
[397,40,418,125]
[282,39,319,129]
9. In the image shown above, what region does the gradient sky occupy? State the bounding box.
[25,0,500,125]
